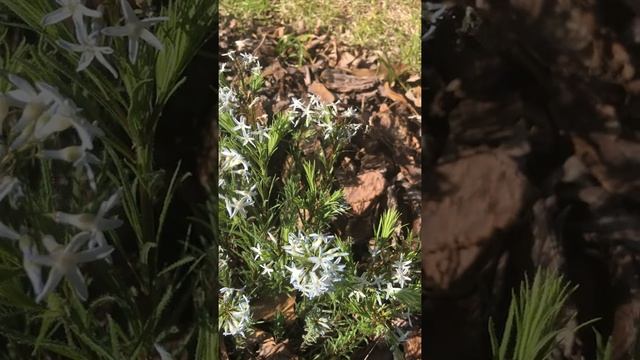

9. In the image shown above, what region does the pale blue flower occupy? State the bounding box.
[42,0,102,39]
[284,232,347,299]
[28,232,113,302]
[52,189,123,249]
[58,26,118,78]
[392,254,412,288]
[219,287,251,337]
[101,0,168,63]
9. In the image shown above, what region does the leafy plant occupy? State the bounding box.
[0,0,217,358]
[218,51,420,358]
[488,269,596,360]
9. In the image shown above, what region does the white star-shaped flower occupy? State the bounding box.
[260,263,274,278]
[58,26,118,78]
[392,255,412,288]
[42,0,102,39]
[5,76,59,149]
[101,0,168,63]
[249,243,262,261]
[28,232,113,302]
[39,146,101,190]
[34,96,103,150]
[51,189,123,249]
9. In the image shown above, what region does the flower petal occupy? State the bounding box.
[119,0,137,22]
[74,245,114,263]
[128,37,139,63]
[42,234,61,253]
[80,5,102,18]
[57,39,84,53]
[140,29,163,51]
[67,231,92,253]
[42,8,71,26]
[36,268,63,303]
[8,74,36,96]
[67,267,88,301]
[23,258,43,295]
[98,189,122,216]
[95,52,118,79]
[77,52,95,72]
[0,221,19,241]
[34,114,72,140]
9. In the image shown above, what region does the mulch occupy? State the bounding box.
[425,1,640,358]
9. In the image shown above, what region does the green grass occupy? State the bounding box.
[220,0,421,73]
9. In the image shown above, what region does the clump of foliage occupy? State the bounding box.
[0,0,216,358]
[489,269,598,360]
[218,52,420,358]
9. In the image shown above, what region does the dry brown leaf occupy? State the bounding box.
[251,294,296,322]
[344,170,386,215]
[380,82,407,104]
[308,81,336,103]
[258,337,297,359]
[338,51,356,68]
[405,86,422,108]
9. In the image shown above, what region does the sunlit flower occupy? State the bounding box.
[283,232,348,299]
[232,115,254,146]
[219,148,248,178]
[219,86,237,113]
[249,243,262,261]
[222,50,236,60]
[384,283,401,300]
[222,187,256,218]
[260,263,274,278]
[219,287,251,337]
[28,232,114,302]
[52,189,123,249]
[289,97,315,126]
[392,254,412,288]
[342,106,358,118]
[58,26,118,78]
[42,0,102,39]
[101,0,168,63]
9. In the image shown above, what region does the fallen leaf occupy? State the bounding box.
[405,86,422,108]
[308,81,335,103]
[379,82,407,104]
[252,294,296,323]
[344,170,387,215]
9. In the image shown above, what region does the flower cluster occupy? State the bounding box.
[289,94,361,140]
[218,287,252,337]
[43,0,167,77]
[0,73,122,303]
[283,232,348,299]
